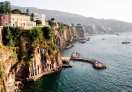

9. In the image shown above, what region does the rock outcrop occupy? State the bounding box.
[0,46,17,92]
[0,22,76,92]
[28,47,62,80]
[49,19,77,50]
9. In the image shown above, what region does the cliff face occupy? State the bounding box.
[15,47,63,82]
[0,47,63,92]
[0,23,75,91]
[13,26,63,82]
[0,26,63,92]
[28,47,62,80]
[51,22,77,50]
[0,46,17,92]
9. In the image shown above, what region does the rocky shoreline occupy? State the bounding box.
[0,18,79,92]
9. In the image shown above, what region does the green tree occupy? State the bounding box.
[42,27,52,40]
[0,1,11,14]
[4,1,11,14]
[2,27,21,46]
[26,8,29,15]
[30,13,34,21]
[28,27,43,41]
[48,18,55,26]
[36,20,42,26]
[11,9,22,14]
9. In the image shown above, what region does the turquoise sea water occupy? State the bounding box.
[23,33,132,92]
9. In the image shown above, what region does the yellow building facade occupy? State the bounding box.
[10,14,36,29]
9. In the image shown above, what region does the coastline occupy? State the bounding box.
[27,66,62,82]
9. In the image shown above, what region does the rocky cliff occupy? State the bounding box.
[0,26,66,92]
[49,20,77,50]
[0,45,17,92]
[0,19,77,92]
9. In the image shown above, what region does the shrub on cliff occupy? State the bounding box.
[36,20,42,26]
[16,27,53,62]
[42,26,52,40]
[27,27,43,42]
[0,69,3,78]
[2,26,57,64]
[2,27,21,46]
[60,25,64,33]
[11,9,22,14]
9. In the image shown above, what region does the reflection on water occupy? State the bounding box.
[22,72,61,92]
[23,33,132,92]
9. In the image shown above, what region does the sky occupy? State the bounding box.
[1,0,132,23]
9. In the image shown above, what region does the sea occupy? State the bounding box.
[22,32,132,92]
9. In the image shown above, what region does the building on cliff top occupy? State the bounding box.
[0,1,37,29]
[0,14,36,29]
[10,14,36,29]
[0,14,10,27]
[33,13,46,26]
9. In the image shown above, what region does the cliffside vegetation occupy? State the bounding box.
[0,25,61,91]
[2,26,57,64]
[0,16,76,91]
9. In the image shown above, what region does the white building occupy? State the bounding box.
[34,13,46,26]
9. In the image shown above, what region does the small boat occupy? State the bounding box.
[70,56,107,70]
[93,61,106,69]
[87,37,90,41]
[102,38,105,40]
[62,64,72,68]
[65,44,74,49]
[71,51,80,59]
[79,39,87,44]
[116,33,120,36]
[78,37,87,44]
[122,41,131,44]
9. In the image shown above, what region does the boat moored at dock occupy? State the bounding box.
[70,57,106,70]
[92,60,106,69]
[121,41,131,44]
[71,51,80,59]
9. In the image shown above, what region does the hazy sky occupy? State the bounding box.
[1,0,132,22]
